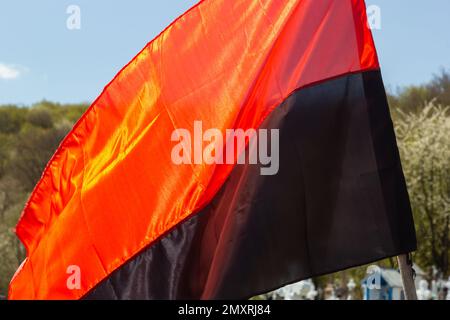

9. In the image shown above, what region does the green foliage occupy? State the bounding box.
[0,224,19,296]
[0,134,10,178]
[26,108,54,129]
[0,106,27,134]
[395,103,450,276]
[390,69,450,114]
[9,125,71,191]
[0,101,88,295]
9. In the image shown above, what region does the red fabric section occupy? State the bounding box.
[351,0,379,69]
[9,0,378,299]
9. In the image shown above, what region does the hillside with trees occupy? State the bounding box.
[0,101,87,295]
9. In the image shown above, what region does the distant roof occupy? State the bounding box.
[381,269,403,288]
[362,268,403,288]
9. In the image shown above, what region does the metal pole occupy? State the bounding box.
[397,254,417,300]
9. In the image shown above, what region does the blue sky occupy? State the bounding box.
[1,0,449,105]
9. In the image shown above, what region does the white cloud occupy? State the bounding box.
[0,63,21,80]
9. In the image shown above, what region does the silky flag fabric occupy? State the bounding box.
[9,0,416,300]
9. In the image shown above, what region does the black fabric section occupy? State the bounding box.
[85,70,417,300]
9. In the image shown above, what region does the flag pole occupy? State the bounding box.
[397,254,417,300]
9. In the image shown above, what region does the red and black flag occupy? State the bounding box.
[9,0,416,299]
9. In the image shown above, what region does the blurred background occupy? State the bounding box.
[0,1,449,299]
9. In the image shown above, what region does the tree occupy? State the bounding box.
[395,103,450,276]
[0,103,83,295]
[391,69,450,114]
[0,225,20,296]
[9,125,71,191]
[0,134,10,178]
[0,177,24,224]
[26,108,54,129]
[0,106,27,134]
